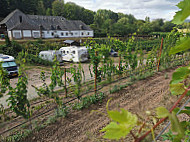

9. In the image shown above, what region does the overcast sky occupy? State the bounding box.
[64,0,181,21]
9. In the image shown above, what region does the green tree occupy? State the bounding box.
[145,16,150,22]
[162,21,176,32]
[150,19,164,32]
[94,9,118,28]
[82,9,94,25]
[52,0,64,16]
[46,8,52,16]
[37,0,46,15]
[138,22,152,35]
[0,0,9,17]
[63,2,82,20]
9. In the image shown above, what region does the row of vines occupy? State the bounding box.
[0,23,190,141]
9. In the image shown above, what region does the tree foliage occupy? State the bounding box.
[0,0,178,37]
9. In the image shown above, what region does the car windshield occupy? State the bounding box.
[2,61,17,68]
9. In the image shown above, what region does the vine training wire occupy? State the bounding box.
[0,54,189,138]
[154,97,190,141]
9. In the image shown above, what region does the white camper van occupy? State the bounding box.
[0,54,18,77]
[59,46,88,62]
[39,50,62,63]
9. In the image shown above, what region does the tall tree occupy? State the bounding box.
[0,0,9,17]
[43,0,55,9]
[151,19,164,32]
[162,21,176,32]
[52,0,64,16]
[145,16,150,23]
[46,8,52,16]
[37,0,46,15]
[63,2,82,20]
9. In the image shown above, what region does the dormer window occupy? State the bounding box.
[56,25,61,30]
[19,16,22,23]
[79,25,83,30]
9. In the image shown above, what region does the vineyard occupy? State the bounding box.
[0,23,190,142]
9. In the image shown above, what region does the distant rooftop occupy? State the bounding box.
[0,9,92,31]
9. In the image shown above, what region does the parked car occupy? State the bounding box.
[0,54,18,77]
[110,49,118,57]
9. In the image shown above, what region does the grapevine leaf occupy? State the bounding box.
[172,0,190,24]
[185,106,190,110]
[170,66,190,84]
[169,112,185,140]
[174,108,190,115]
[101,109,137,140]
[100,122,131,140]
[156,107,170,118]
[170,83,185,95]
[108,109,137,124]
[170,38,190,55]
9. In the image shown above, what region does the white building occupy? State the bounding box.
[0,9,94,40]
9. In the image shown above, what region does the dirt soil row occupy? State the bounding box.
[23,67,189,142]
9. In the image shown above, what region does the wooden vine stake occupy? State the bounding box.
[95,51,97,95]
[64,68,67,98]
[157,37,164,71]
[119,54,121,80]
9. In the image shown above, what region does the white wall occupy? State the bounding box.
[42,30,54,38]
[8,31,12,39]
[23,30,32,37]
[79,31,93,37]
[41,30,93,38]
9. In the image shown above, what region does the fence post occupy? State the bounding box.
[95,51,97,95]
[64,68,67,98]
[157,37,164,72]
[119,54,121,79]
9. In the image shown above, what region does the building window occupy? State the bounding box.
[81,32,84,35]
[71,32,73,36]
[72,51,75,54]
[87,32,90,35]
[67,51,69,54]
[33,32,40,38]
[66,33,68,36]
[75,32,78,35]
[61,32,64,36]
[52,32,54,36]
[47,31,49,34]
[14,32,21,39]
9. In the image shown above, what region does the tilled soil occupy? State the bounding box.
[24,68,185,142]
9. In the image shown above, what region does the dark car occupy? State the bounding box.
[110,49,118,57]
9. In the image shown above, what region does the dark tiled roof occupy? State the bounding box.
[0,9,92,31]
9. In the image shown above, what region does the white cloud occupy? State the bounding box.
[64,0,181,21]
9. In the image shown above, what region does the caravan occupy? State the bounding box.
[59,46,88,62]
[39,50,62,63]
[0,54,19,77]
